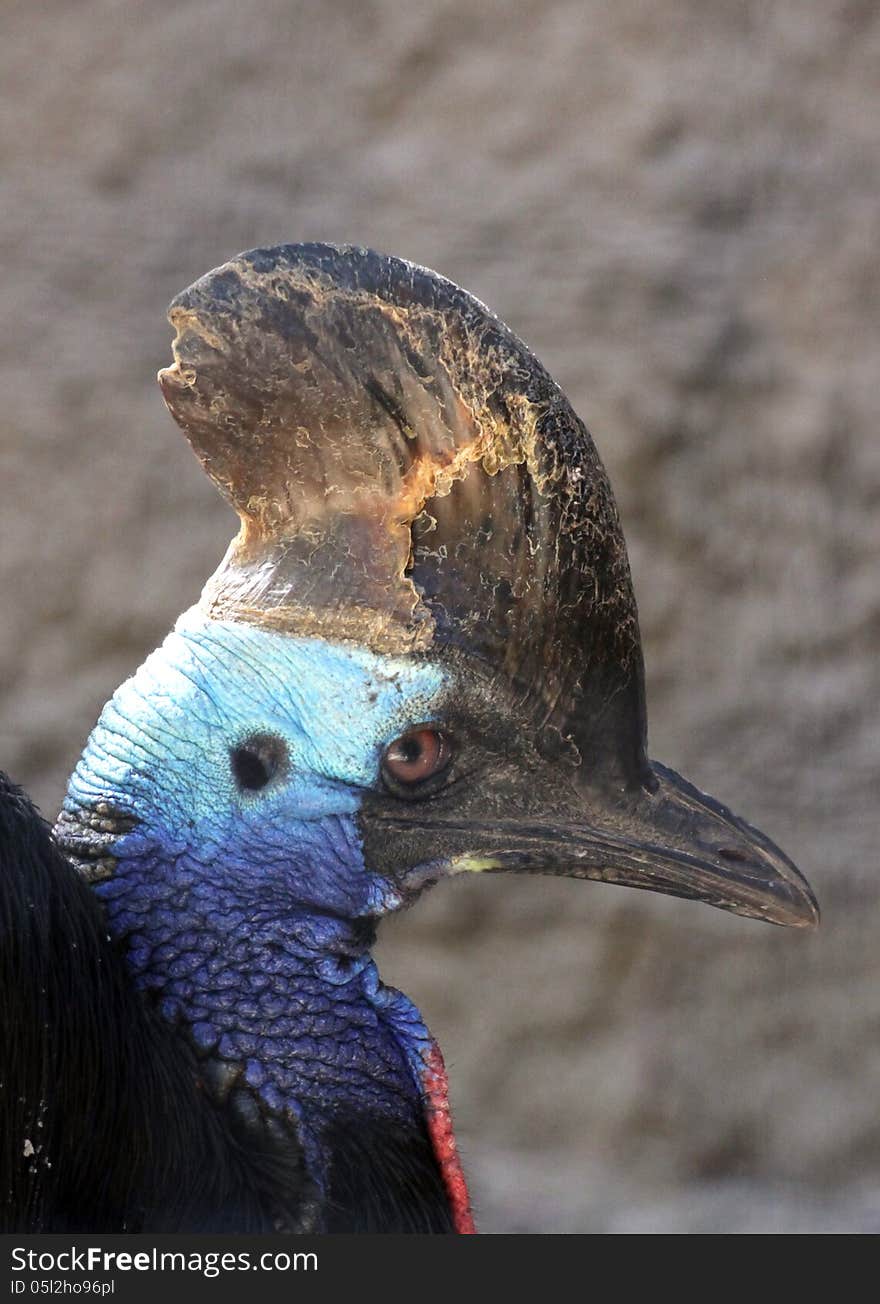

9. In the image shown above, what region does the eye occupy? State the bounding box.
[381,727,452,796]
[230,733,289,792]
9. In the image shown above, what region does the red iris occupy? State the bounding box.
[382,728,451,788]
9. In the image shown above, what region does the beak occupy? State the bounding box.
[438,761,818,930]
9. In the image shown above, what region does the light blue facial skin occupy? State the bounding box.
[68,605,447,918]
[64,607,452,1173]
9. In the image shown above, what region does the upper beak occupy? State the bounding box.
[444,760,818,930]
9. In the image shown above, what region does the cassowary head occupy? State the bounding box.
[54,245,816,1230]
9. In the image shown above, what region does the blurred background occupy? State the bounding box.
[2,0,878,1232]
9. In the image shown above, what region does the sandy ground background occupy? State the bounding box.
[2,0,878,1231]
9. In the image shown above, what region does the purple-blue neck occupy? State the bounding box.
[95,846,434,1187]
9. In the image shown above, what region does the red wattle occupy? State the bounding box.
[421,1040,476,1234]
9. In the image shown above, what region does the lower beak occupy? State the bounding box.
[445,760,819,930]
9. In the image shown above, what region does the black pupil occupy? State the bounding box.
[398,737,424,764]
[231,735,286,791]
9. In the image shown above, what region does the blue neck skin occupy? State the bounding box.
[63,608,449,1182]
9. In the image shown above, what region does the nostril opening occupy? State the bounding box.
[717,846,749,863]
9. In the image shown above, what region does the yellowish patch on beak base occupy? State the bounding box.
[448,855,503,874]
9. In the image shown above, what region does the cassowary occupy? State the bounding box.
[1,244,818,1233]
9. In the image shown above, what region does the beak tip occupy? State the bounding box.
[790,894,821,932]
[771,877,820,931]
